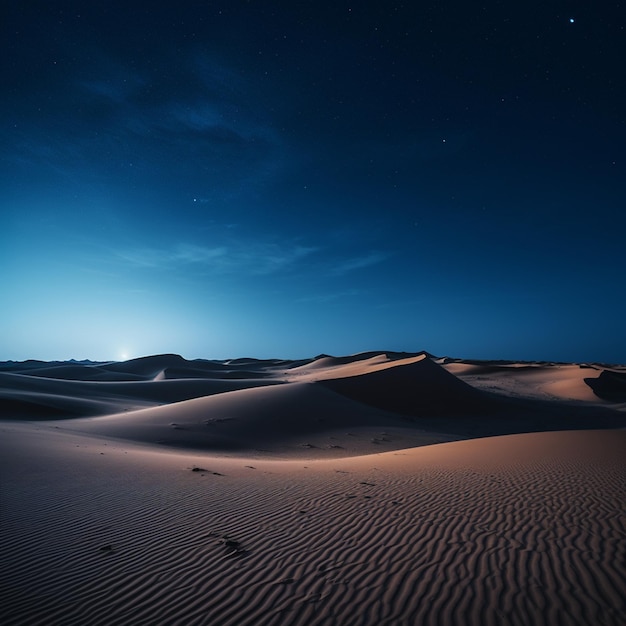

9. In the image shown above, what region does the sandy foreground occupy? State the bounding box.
[1,351,625,625]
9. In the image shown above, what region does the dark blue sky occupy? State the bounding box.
[2,1,625,362]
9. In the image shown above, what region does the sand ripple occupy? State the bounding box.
[1,427,624,625]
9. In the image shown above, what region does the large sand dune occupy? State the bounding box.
[1,351,625,625]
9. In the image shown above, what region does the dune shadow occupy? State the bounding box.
[584,370,626,402]
[409,392,626,443]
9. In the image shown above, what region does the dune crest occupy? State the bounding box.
[317,354,489,416]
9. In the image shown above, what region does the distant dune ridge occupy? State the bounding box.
[1,350,625,625]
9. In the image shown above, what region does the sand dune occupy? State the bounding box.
[1,351,625,625]
[0,368,282,418]
[317,354,489,416]
[1,424,624,626]
[287,350,419,372]
[4,352,622,454]
[57,382,457,455]
[443,360,626,405]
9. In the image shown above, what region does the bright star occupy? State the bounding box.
[569,18,575,24]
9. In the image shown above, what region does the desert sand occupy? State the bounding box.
[1,351,625,625]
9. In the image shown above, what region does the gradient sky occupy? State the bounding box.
[2,1,625,363]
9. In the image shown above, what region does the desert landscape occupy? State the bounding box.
[1,351,625,625]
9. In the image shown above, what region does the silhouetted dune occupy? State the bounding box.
[13,364,148,381]
[100,353,188,377]
[0,359,104,373]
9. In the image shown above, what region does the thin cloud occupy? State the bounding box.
[113,248,164,268]
[242,244,318,275]
[297,289,362,304]
[113,241,318,275]
[331,251,389,275]
[6,48,288,196]
[171,244,228,264]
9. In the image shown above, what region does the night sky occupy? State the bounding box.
[2,2,625,363]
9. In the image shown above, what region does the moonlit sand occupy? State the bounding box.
[1,352,625,625]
